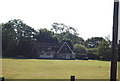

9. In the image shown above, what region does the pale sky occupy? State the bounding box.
[0,0,115,40]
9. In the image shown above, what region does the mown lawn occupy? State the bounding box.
[0,59,117,79]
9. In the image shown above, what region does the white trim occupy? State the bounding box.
[57,42,66,53]
[57,42,73,53]
[65,42,73,53]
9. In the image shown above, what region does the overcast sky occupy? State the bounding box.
[0,0,115,40]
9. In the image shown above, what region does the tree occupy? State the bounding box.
[56,31,84,44]
[2,19,36,58]
[98,40,112,60]
[13,19,36,57]
[35,28,58,43]
[73,44,87,59]
[51,23,78,35]
[73,44,87,54]
[87,48,98,60]
[2,22,17,57]
[84,37,104,48]
[51,23,84,44]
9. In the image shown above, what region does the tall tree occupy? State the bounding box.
[2,19,36,58]
[35,28,58,43]
[51,23,84,44]
[51,23,78,35]
[2,22,17,57]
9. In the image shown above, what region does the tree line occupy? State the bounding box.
[2,19,119,60]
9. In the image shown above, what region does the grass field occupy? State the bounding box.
[0,59,119,79]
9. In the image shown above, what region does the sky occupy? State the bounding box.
[0,0,116,40]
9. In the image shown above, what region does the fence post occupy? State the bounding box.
[70,76,75,81]
[0,77,5,81]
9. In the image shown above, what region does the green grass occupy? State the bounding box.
[0,59,117,79]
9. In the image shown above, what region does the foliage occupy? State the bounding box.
[87,48,98,55]
[2,19,36,58]
[84,37,104,48]
[35,28,58,43]
[56,32,84,44]
[87,48,98,60]
[97,40,112,60]
[51,23,78,35]
[2,19,112,60]
[73,44,87,54]
[2,21,17,57]
[51,23,84,44]
[85,37,112,60]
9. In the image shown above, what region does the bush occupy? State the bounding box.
[73,44,87,54]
